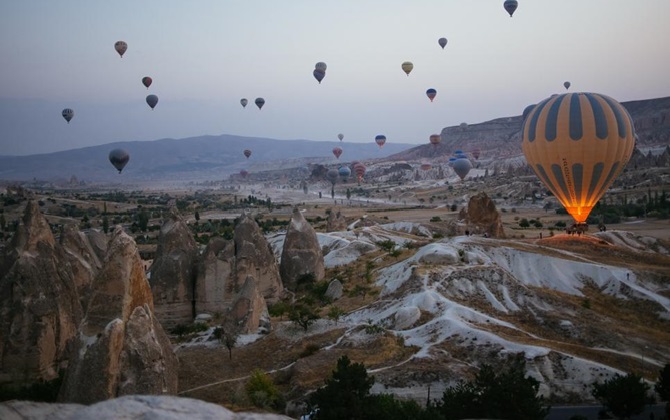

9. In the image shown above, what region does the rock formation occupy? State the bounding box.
[458,192,506,238]
[326,209,347,232]
[229,276,270,334]
[149,209,199,329]
[233,214,283,302]
[280,207,325,290]
[324,279,343,301]
[195,237,235,316]
[59,227,178,404]
[0,201,82,385]
[59,223,103,311]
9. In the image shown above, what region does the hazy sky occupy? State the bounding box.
[1,0,669,156]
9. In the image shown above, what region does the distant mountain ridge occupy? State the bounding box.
[0,134,414,182]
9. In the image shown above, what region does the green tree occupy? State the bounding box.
[654,363,670,418]
[245,369,281,410]
[102,215,109,234]
[310,356,374,420]
[346,188,351,200]
[289,304,319,332]
[519,218,530,228]
[137,210,150,232]
[194,210,200,223]
[327,306,345,325]
[438,354,549,420]
[213,321,239,360]
[592,373,654,419]
[0,213,5,231]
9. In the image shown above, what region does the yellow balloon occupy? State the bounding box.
[401,61,413,76]
[522,92,635,224]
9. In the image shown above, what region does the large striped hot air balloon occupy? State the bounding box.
[522,92,635,224]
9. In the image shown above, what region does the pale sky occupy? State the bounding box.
[1,0,669,156]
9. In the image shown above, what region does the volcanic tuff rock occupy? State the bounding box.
[59,223,103,311]
[59,227,178,404]
[234,214,283,302]
[326,209,348,232]
[280,207,325,290]
[229,276,270,334]
[0,201,82,385]
[195,237,235,315]
[149,208,199,329]
[458,192,505,238]
[0,395,291,419]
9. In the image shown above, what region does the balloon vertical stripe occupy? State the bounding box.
[568,94,583,140]
[584,94,608,139]
[586,162,605,204]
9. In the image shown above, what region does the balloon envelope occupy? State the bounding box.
[503,0,518,17]
[243,149,252,159]
[240,170,249,178]
[426,88,437,102]
[564,81,571,90]
[472,147,481,160]
[401,61,413,76]
[315,62,327,72]
[142,77,152,89]
[146,94,158,109]
[438,37,447,49]
[338,166,351,179]
[332,147,343,159]
[240,98,248,108]
[109,149,130,173]
[521,92,636,223]
[429,134,441,146]
[338,133,344,141]
[327,168,339,185]
[255,97,265,109]
[375,135,386,148]
[453,158,472,180]
[61,108,74,123]
[313,68,326,84]
[114,41,127,57]
[353,163,366,182]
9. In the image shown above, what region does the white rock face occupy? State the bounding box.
[0,395,291,419]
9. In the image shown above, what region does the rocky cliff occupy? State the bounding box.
[0,201,82,385]
[59,227,178,404]
[280,207,325,290]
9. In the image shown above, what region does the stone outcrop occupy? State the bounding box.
[324,279,343,301]
[149,209,199,329]
[195,237,235,316]
[233,214,283,302]
[1,395,291,419]
[280,207,325,290]
[229,276,270,334]
[458,192,506,238]
[0,201,82,385]
[326,209,347,232]
[59,223,103,311]
[59,227,178,404]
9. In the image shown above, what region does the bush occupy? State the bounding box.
[430,216,442,222]
[592,373,654,419]
[245,369,281,410]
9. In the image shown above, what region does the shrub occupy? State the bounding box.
[245,369,281,410]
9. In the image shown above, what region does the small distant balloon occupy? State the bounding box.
[255,97,265,110]
[332,147,343,159]
[315,62,327,72]
[375,134,386,148]
[401,61,413,76]
[61,108,74,124]
[503,0,518,17]
[460,122,468,130]
[114,41,127,57]
[420,163,432,171]
[438,37,448,49]
[426,88,437,102]
[240,169,249,178]
[243,149,252,159]
[240,98,248,108]
[453,158,472,180]
[146,94,158,110]
[338,133,344,141]
[564,81,571,90]
[472,147,481,160]
[338,166,351,179]
[109,149,130,173]
[142,77,152,89]
[353,162,366,183]
[313,68,326,84]
[429,134,441,146]
[327,168,339,186]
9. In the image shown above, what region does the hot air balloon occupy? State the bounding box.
[460,122,468,130]
[375,135,386,148]
[564,81,571,90]
[240,169,249,178]
[448,157,457,166]
[522,92,635,224]
[338,166,351,179]
[426,88,437,102]
[522,104,536,123]
[313,68,326,84]
[332,147,343,159]
[315,62,327,72]
[243,149,252,159]
[453,158,472,180]
[61,108,74,124]
[114,41,128,57]
[353,163,366,183]
[109,149,130,173]
[472,147,481,160]
[503,0,518,17]
[401,61,413,76]
[327,168,339,185]
[240,98,248,108]
[338,133,344,141]
[429,134,441,146]
[420,163,432,171]
[142,77,152,89]
[146,94,158,110]
[438,37,448,49]
[255,97,265,110]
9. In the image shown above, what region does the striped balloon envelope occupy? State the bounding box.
[521,92,635,223]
